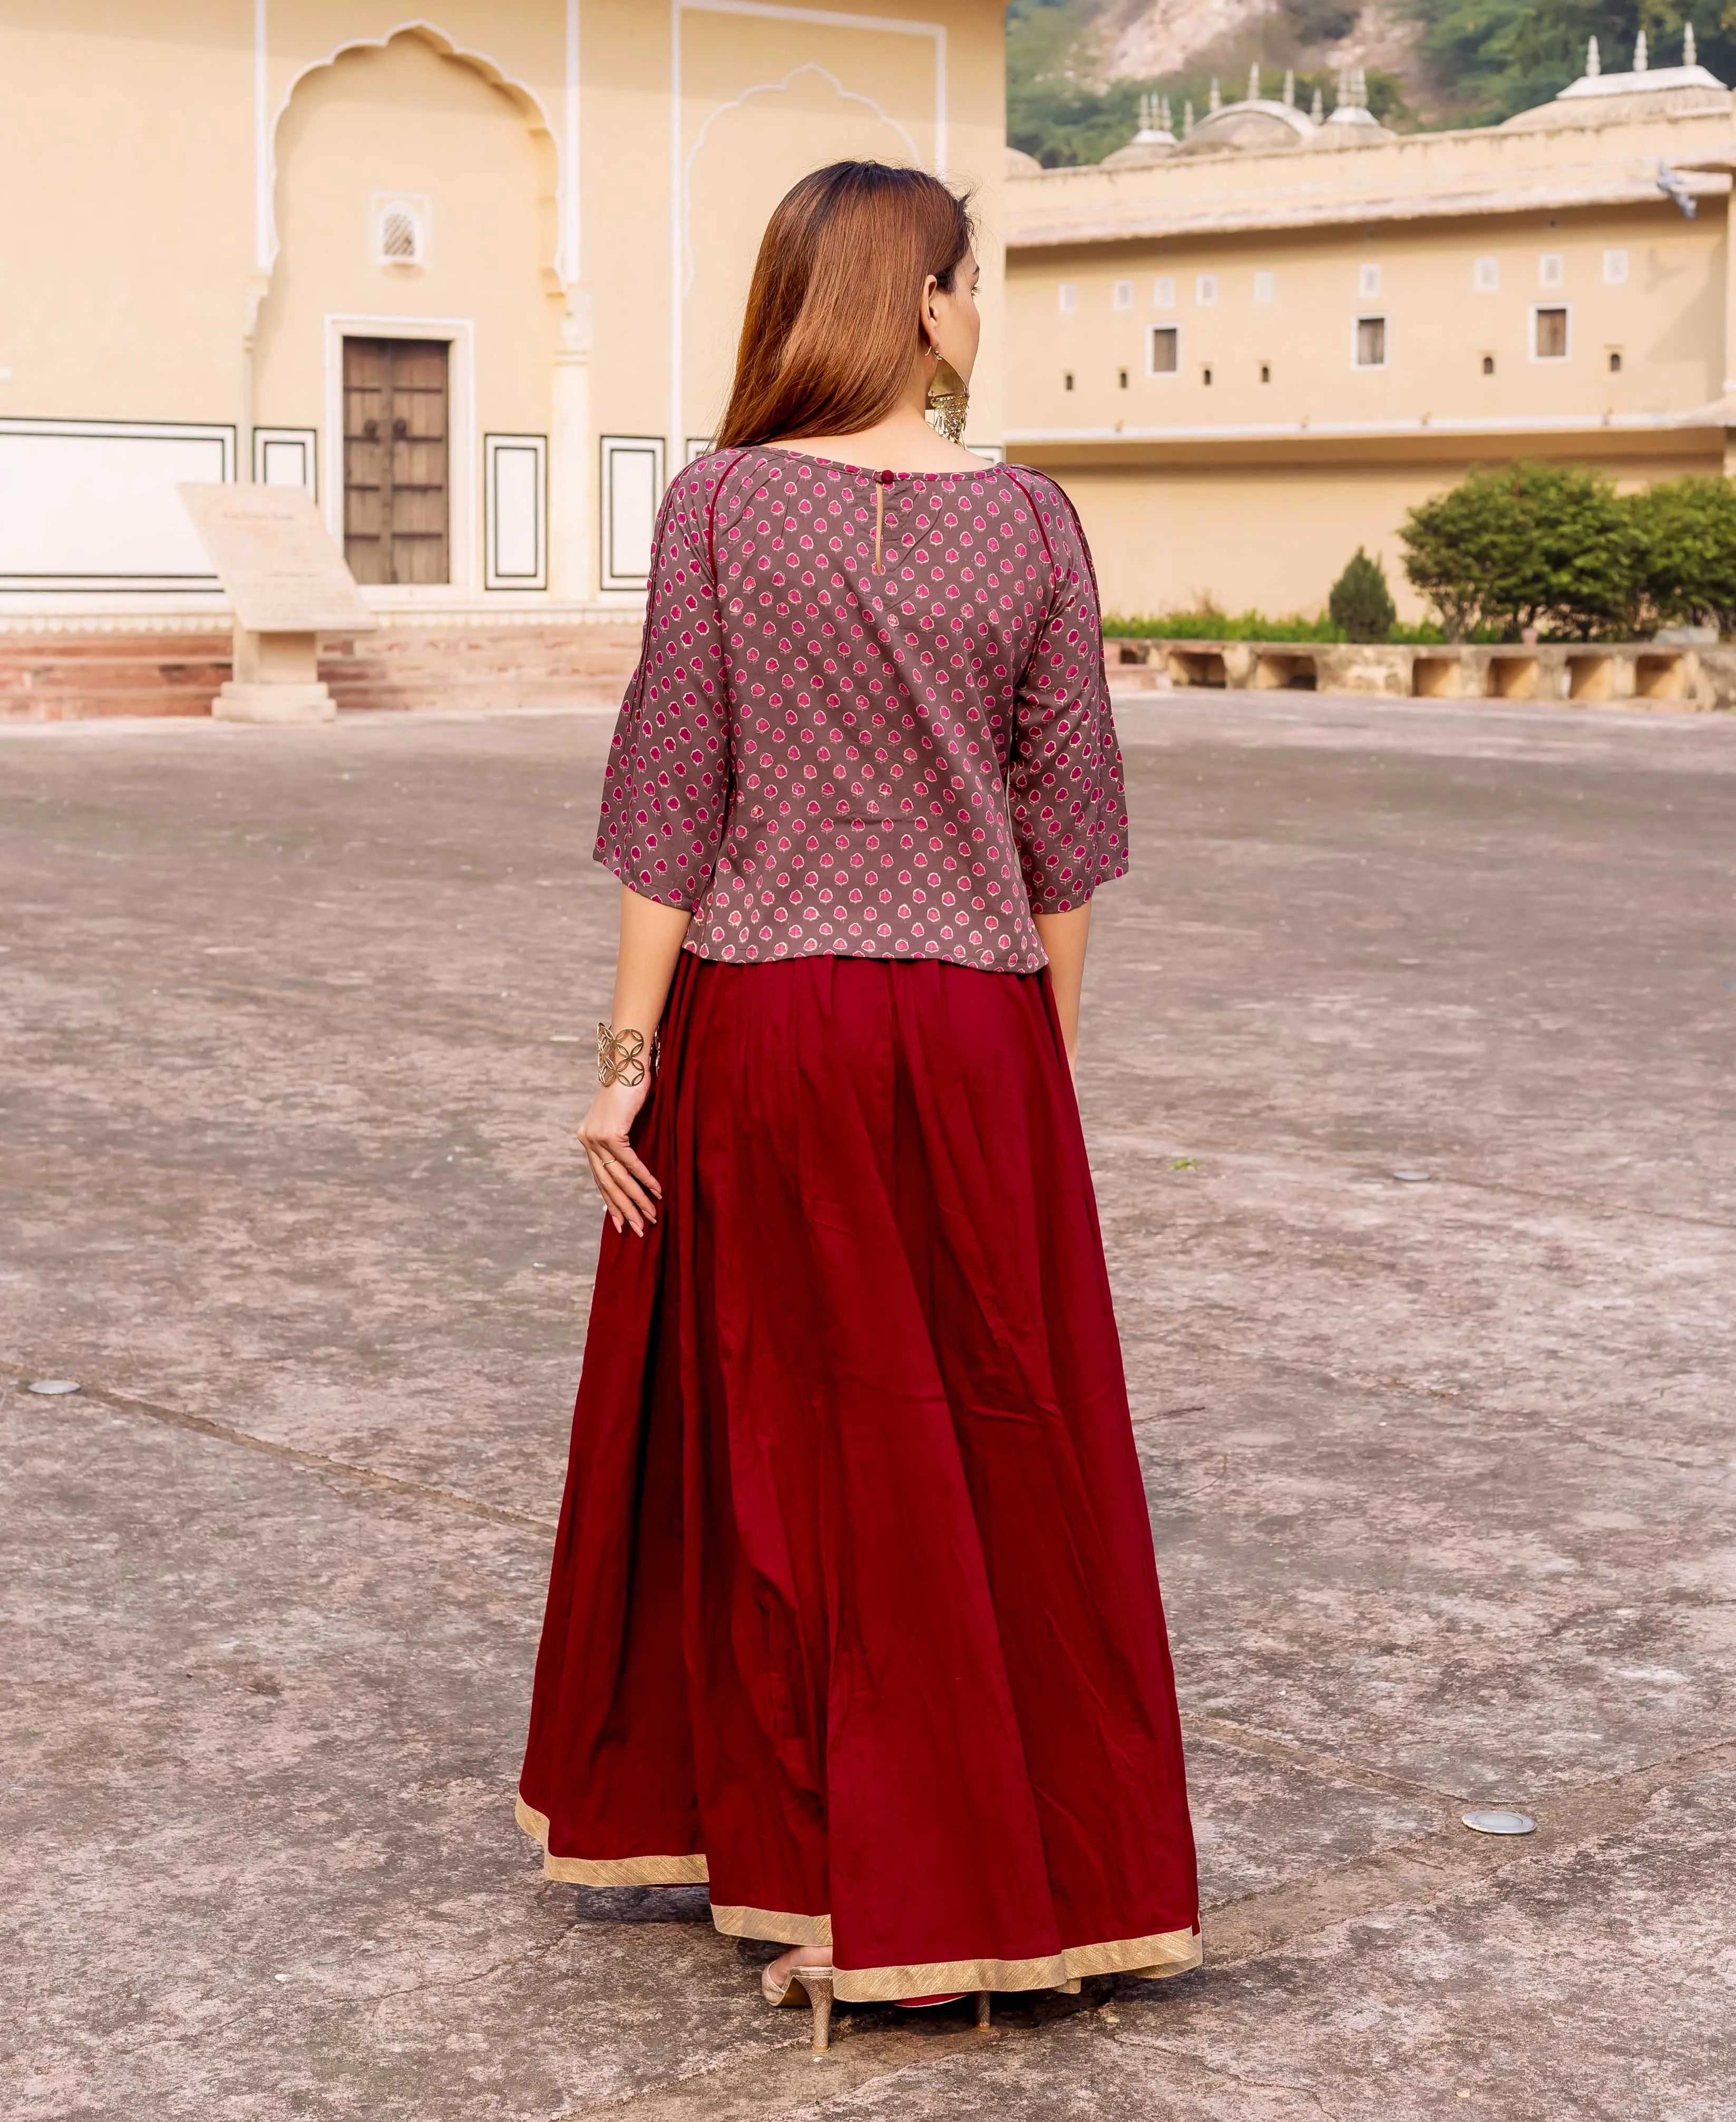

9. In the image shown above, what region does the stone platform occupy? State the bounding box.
[0,618,643,721]
[3,692,1732,2118]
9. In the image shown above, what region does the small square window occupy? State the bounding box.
[1064,371,1075,390]
[1202,364,1214,385]
[1354,315,1387,367]
[1154,275,1175,309]
[1148,325,1179,375]
[1604,248,1629,286]
[1359,262,1381,298]
[1534,305,1569,358]
[1474,255,1499,292]
[1481,353,1495,375]
[1058,281,1078,315]
[1259,362,1271,383]
[1254,270,1275,304]
[1112,279,1133,310]
[1608,348,1623,373]
[1196,273,1218,306]
[1118,368,1129,388]
[1539,252,1564,289]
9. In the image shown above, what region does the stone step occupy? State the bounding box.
[0,624,644,721]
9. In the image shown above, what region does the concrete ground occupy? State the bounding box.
[3,690,1732,2121]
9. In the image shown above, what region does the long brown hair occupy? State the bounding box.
[715,162,974,449]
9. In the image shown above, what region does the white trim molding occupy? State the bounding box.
[0,418,235,593]
[484,432,549,590]
[669,1,949,463]
[253,425,317,493]
[1005,407,1730,446]
[323,313,477,600]
[600,434,667,591]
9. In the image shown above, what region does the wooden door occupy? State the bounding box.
[343,337,450,584]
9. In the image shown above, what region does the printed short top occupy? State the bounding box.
[593,442,1130,972]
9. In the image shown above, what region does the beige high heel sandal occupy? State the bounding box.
[762,1960,837,2058]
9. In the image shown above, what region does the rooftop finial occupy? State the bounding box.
[1310,84,1324,123]
[1685,21,1698,65]
[1209,75,1221,113]
[1183,98,1194,137]
[1249,61,1261,102]
[1283,66,1295,106]
[1635,26,1649,71]
[1586,34,1600,76]
[1160,91,1172,131]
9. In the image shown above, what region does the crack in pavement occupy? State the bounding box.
[1091,1123,1736,1237]
[2,1367,557,1534]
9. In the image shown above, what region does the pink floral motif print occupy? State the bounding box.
[594,444,1129,973]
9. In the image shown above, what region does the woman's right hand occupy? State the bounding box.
[577,1079,662,1237]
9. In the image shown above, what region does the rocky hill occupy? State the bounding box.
[1007,0,1735,161]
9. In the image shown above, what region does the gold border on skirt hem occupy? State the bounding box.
[515,1797,709,1887]
[515,1801,1199,1997]
[710,1903,834,1949]
[830,1928,1201,2004]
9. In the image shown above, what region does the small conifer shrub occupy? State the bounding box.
[1328,548,1398,642]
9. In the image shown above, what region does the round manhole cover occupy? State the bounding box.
[27,1379,82,1396]
[1461,1808,1536,1836]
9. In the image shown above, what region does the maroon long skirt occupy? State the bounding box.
[518,953,1200,2001]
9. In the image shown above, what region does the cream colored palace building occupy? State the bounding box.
[0,1,1007,625]
[1003,45,1736,621]
[11,8,1736,643]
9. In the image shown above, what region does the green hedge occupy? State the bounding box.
[1104,466,1736,646]
[1401,463,1736,641]
[1103,609,1460,644]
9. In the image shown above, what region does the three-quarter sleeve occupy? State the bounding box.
[1006,476,1130,914]
[593,464,733,910]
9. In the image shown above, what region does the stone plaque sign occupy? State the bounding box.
[177,483,376,634]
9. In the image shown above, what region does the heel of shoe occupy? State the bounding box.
[805,1971,834,2057]
[975,1989,992,2030]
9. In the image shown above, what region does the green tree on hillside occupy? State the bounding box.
[1407,1,1732,124]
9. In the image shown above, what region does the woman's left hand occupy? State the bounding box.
[577,1079,662,1237]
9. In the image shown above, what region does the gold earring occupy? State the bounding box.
[925,342,968,445]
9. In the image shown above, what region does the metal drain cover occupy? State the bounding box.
[1461,1808,1536,1836]
[27,1379,82,1396]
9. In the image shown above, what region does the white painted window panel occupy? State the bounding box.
[1359,262,1381,297]
[1195,273,1218,306]
[1253,270,1275,303]
[1153,275,1175,309]
[1474,256,1499,291]
[1539,252,1564,288]
[1112,279,1133,310]
[485,433,545,589]
[254,427,316,493]
[1604,248,1629,285]
[1058,281,1077,314]
[0,420,232,589]
[600,436,665,592]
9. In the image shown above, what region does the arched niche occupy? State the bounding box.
[253,30,560,593]
[682,65,924,434]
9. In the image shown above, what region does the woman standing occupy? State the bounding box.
[518,161,1198,2053]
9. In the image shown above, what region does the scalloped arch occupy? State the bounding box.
[265,20,567,287]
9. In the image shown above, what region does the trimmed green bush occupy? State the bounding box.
[1400,461,1639,640]
[1328,549,1398,641]
[1626,475,1736,635]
